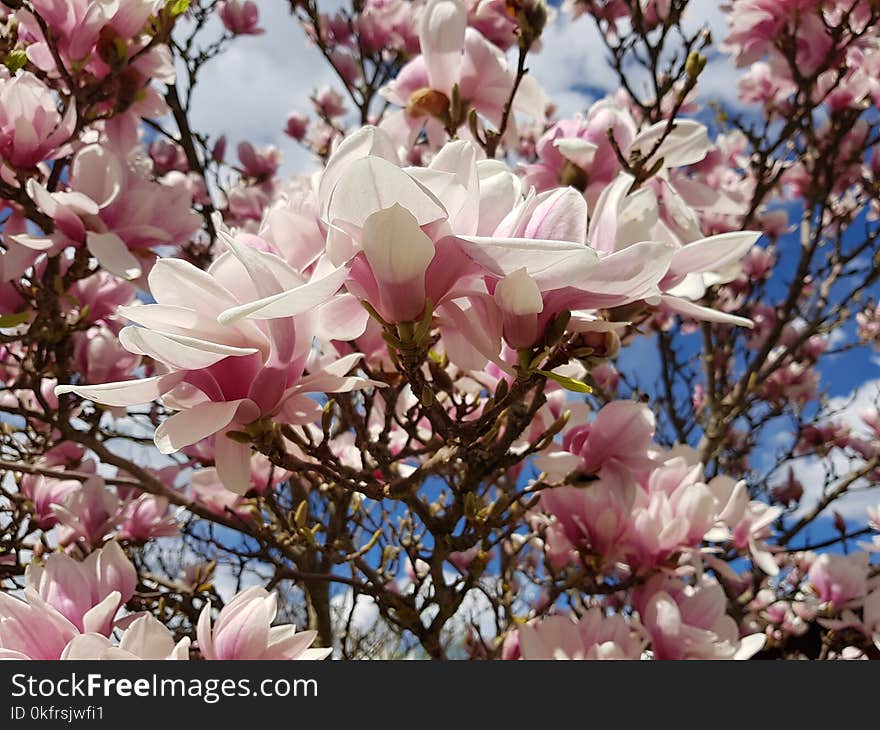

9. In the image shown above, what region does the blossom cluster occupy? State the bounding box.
[1,0,879,661]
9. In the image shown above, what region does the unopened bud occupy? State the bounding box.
[294,500,308,528]
[513,0,547,49]
[576,329,621,359]
[685,51,707,80]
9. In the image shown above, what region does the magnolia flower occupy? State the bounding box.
[0,71,75,174]
[0,542,136,659]
[635,575,765,660]
[218,0,264,35]
[52,475,121,547]
[197,587,331,660]
[705,474,782,575]
[237,142,280,179]
[535,401,658,483]
[518,609,646,660]
[284,111,310,141]
[19,474,81,530]
[18,0,161,75]
[118,494,179,543]
[61,614,190,660]
[521,100,639,205]
[379,0,547,146]
[26,137,201,280]
[72,325,141,385]
[540,471,636,568]
[57,237,372,494]
[808,553,869,608]
[25,541,136,635]
[0,589,79,660]
[190,467,255,522]
[623,457,718,568]
[589,171,759,326]
[259,129,483,326]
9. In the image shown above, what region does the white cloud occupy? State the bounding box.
[789,379,880,523]
[528,2,743,118]
[171,0,746,183]
[526,16,609,117]
[174,0,337,177]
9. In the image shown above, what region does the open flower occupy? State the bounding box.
[197,587,331,660]
[56,237,372,493]
[0,71,75,174]
[61,614,190,660]
[518,608,646,660]
[380,0,547,147]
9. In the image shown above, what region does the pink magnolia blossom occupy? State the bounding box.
[309,130,482,324]
[466,0,520,50]
[635,574,765,660]
[623,457,719,568]
[285,111,310,141]
[705,475,782,575]
[520,101,638,205]
[313,86,347,118]
[380,0,547,146]
[0,589,79,660]
[72,325,141,384]
[118,494,179,542]
[27,132,202,280]
[51,475,121,546]
[56,238,371,494]
[18,0,162,70]
[66,270,137,332]
[0,71,75,173]
[535,401,658,483]
[588,171,759,327]
[190,467,255,523]
[20,474,81,529]
[356,0,418,55]
[518,609,646,660]
[808,553,869,607]
[237,142,281,179]
[197,587,331,660]
[218,0,264,35]
[452,181,678,355]
[539,471,636,568]
[24,541,136,635]
[61,614,190,659]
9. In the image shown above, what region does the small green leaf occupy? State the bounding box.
[536,369,593,394]
[168,0,190,16]
[0,311,30,328]
[3,50,28,74]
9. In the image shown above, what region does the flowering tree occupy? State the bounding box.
[1,0,879,661]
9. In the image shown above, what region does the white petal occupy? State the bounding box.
[326,157,447,228]
[218,265,349,324]
[668,231,761,279]
[362,204,435,284]
[215,434,253,495]
[55,373,183,407]
[553,137,598,169]
[86,232,141,280]
[630,119,710,167]
[119,326,259,369]
[419,0,467,92]
[154,400,250,454]
[659,295,754,328]
[494,268,543,315]
[318,126,400,216]
[457,236,597,289]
